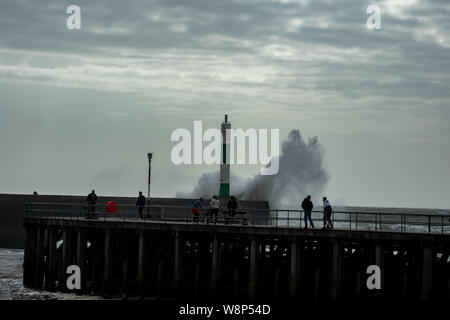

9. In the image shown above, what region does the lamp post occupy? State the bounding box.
[147,153,153,217]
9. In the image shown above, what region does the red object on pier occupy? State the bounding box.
[106,201,117,214]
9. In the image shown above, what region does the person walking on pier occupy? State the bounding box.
[209,195,220,224]
[86,190,98,219]
[322,197,333,229]
[302,195,314,228]
[192,198,203,223]
[136,191,146,220]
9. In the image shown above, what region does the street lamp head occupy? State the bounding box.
[147,153,153,159]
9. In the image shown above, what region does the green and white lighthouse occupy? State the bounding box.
[219,115,231,196]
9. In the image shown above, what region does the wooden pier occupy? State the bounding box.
[22,214,450,301]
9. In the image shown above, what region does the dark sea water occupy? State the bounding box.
[0,248,100,300]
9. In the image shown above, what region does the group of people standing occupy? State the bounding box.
[192,195,239,224]
[301,195,333,229]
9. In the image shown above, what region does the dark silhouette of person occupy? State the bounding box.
[226,196,239,224]
[136,191,146,220]
[86,190,98,219]
[301,195,314,228]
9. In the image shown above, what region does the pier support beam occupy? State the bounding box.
[289,237,301,300]
[173,231,182,298]
[249,237,258,300]
[194,264,200,300]
[422,246,433,300]
[331,240,342,299]
[157,261,164,299]
[375,243,384,299]
[233,267,240,299]
[76,230,87,292]
[103,229,112,297]
[46,227,57,292]
[274,268,280,300]
[314,269,321,301]
[34,227,45,289]
[61,228,73,292]
[137,230,146,298]
[23,226,36,287]
[211,234,219,300]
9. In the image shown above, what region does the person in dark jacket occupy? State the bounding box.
[301,195,314,228]
[136,191,146,220]
[226,196,239,224]
[86,190,98,219]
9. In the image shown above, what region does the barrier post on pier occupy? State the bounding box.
[289,237,301,300]
[211,233,219,300]
[47,227,57,292]
[331,239,342,299]
[76,229,87,293]
[422,245,433,300]
[137,230,146,299]
[103,229,112,298]
[249,237,258,300]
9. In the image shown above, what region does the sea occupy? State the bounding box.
[0,248,101,300]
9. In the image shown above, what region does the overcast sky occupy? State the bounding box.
[0,0,449,209]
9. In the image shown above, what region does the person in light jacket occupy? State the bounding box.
[322,197,333,229]
[209,195,220,224]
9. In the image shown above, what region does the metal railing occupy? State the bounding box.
[24,202,450,235]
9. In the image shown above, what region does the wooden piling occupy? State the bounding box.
[47,227,57,292]
[23,226,36,287]
[34,227,45,289]
[137,230,146,298]
[249,238,258,300]
[173,231,182,298]
[331,240,342,299]
[211,234,219,300]
[194,264,200,300]
[274,268,280,301]
[122,259,128,300]
[375,243,384,299]
[314,268,321,301]
[157,261,163,299]
[103,229,111,297]
[289,238,300,300]
[422,246,432,300]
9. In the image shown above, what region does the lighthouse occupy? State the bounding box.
[220,115,231,196]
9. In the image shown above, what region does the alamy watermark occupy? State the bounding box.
[170,121,280,175]
[366,264,382,290]
[66,5,81,30]
[366,5,381,30]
